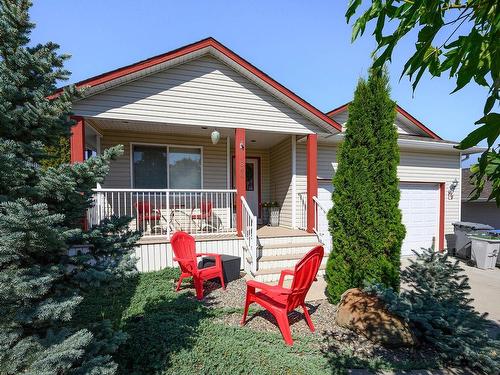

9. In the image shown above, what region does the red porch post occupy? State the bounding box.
[235,128,246,236]
[306,134,318,233]
[70,116,85,164]
[70,116,87,230]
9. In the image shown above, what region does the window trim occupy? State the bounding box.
[129,142,204,189]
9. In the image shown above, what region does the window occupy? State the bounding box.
[133,145,168,188]
[132,144,202,189]
[168,147,201,189]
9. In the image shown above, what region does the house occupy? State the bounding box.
[59,37,478,279]
[461,168,499,228]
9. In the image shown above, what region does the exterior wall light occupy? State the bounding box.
[211,129,220,145]
[448,178,459,200]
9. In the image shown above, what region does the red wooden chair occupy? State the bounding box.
[191,200,213,231]
[241,245,324,345]
[170,231,225,300]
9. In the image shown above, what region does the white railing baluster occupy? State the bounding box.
[165,191,170,238]
[88,188,236,238]
[312,196,331,253]
[241,196,257,274]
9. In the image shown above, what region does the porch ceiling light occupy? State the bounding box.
[211,129,221,145]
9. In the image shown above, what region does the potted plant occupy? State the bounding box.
[467,233,500,270]
[262,201,280,227]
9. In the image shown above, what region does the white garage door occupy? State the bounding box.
[317,181,439,257]
[399,183,439,256]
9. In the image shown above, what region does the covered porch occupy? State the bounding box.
[71,117,321,242]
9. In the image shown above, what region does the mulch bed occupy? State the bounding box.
[177,276,441,367]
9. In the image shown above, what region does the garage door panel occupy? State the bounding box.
[317,181,439,257]
[399,183,439,256]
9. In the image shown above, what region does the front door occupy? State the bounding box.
[245,158,259,218]
[233,157,260,219]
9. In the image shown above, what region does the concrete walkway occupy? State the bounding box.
[400,257,500,332]
[305,258,500,333]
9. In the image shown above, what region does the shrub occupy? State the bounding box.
[366,248,500,374]
[325,68,405,303]
[0,1,138,373]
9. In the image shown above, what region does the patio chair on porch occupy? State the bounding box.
[171,231,225,300]
[134,201,161,234]
[190,200,215,231]
[241,245,324,345]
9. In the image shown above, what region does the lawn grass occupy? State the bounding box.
[74,268,441,375]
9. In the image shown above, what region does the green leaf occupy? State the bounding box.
[346,0,362,24]
[457,113,500,149]
[457,124,493,150]
[484,93,497,115]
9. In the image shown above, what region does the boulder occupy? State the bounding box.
[335,288,417,347]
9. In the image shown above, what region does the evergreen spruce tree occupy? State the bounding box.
[366,249,500,373]
[325,68,405,303]
[0,1,139,373]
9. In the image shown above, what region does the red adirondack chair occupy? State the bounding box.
[170,231,225,300]
[241,245,324,345]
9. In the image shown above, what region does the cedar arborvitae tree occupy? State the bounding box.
[0,1,139,374]
[40,136,71,169]
[325,68,405,303]
[366,249,500,374]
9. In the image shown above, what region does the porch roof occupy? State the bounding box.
[52,37,341,135]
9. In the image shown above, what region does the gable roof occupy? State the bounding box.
[326,102,441,140]
[52,37,341,133]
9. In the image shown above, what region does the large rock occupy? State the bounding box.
[336,288,417,347]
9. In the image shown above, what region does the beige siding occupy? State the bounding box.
[295,143,461,243]
[295,143,336,228]
[99,130,228,189]
[73,56,321,134]
[270,137,293,227]
[331,110,429,137]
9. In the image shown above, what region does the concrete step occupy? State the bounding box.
[258,234,318,247]
[253,255,328,271]
[260,242,323,256]
[253,265,327,283]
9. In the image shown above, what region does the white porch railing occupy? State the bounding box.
[87,188,237,237]
[298,192,307,230]
[313,196,331,253]
[241,196,258,274]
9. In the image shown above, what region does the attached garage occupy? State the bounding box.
[399,183,440,256]
[316,181,443,256]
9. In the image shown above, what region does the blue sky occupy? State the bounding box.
[30,0,486,156]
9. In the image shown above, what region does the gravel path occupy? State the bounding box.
[186,276,440,367]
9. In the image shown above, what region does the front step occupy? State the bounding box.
[260,241,323,256]
[254,252,328,271]
[253,265,327,283]
[244,234,328,282]
[258,234,318,247]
